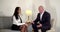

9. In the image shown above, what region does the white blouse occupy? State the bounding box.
[13,16,25,26]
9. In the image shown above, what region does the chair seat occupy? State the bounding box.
[47,28,55,32]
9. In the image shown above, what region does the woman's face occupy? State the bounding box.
[18,8,21,14]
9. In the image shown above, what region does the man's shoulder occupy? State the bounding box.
[38,13,40,15]
[45,11,50,15]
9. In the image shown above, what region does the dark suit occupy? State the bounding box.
[32,11,51,32]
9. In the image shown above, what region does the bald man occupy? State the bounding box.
[32,6,51,32]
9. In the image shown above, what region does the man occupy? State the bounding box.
[32,6,51,32]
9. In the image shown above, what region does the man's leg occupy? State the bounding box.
[41,29,46,32]
[32,24,38,32]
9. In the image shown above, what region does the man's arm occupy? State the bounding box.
[33,13,40,24]
[45,13,51,25]
[42,13,51,30]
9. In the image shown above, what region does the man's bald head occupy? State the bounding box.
[38,6,44,14]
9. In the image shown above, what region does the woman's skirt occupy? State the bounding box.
[11,24,21,30]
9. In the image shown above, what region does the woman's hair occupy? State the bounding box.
[13,7,21,20]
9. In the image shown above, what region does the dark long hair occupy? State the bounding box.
[13,7,21,20]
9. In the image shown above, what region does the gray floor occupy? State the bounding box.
[0,29,20,32]
[0,28,60,32]
[56,27,60,32]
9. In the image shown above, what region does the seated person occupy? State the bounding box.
[11,7,27,32]
[32,6,51,32]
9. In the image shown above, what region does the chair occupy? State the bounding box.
[47,19,55,32]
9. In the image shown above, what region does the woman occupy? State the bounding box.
[11,7,27,32]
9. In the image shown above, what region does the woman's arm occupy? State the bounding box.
[13,16,25,26]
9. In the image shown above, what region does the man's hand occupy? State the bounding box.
[37,24,42,28]
[31,21,34,24]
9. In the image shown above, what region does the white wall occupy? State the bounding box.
[0,0,33,22]
[0,0,19,16]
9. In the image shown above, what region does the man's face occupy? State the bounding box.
[38,6,44,14]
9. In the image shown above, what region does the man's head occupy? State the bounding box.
[38,6,44,14]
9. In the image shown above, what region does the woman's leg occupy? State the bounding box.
[20,25,28,32]
[20,25,25,32]
[24,25,28,32]
[23,25,28,32]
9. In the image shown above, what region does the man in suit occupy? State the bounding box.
[32,6,51,32]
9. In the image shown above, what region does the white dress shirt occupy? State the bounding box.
[13,16,25,26]
[40,11,45,20]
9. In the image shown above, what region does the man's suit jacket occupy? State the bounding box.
[34,11,51,30]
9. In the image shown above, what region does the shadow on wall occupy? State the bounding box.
[45,0,57,30]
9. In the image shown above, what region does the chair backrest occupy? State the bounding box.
[50,19,54,27]
[0,17,13,29]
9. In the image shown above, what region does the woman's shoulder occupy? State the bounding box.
[12,15,15,18]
